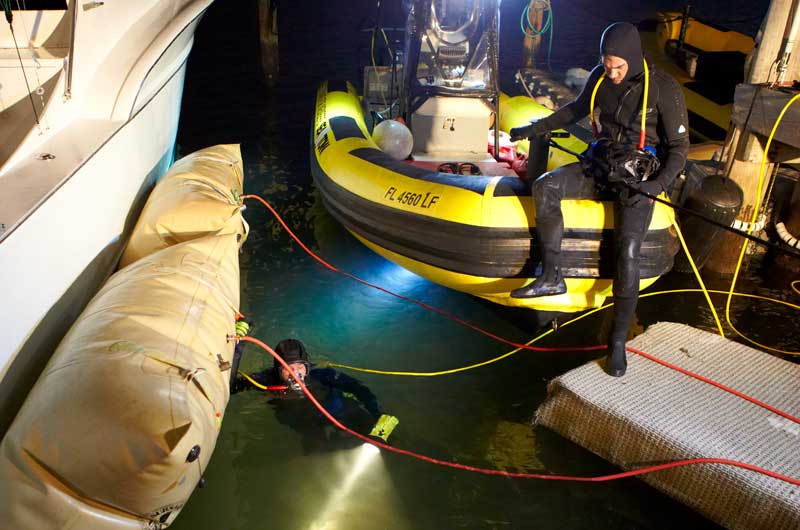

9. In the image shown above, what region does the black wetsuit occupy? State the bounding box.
[231,365,382,452]
[529,24,689,348]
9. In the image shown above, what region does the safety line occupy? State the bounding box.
[233,335,799,485]
[242,194,604,354]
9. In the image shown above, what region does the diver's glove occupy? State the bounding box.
[509,119,549,141]
[628,180,663,206]
[234,320,251,337]
[369,414,399,443]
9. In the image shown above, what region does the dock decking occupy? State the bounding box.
[536,322,799,530]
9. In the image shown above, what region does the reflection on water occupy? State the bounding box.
[171,1,791,529]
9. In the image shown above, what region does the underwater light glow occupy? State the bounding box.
[369,259,428,291]
[307,444,383,530]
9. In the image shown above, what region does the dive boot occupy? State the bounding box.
[510,269,566,298]
[604,340,627,377]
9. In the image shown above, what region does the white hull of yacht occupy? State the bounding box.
[0,1,213,430]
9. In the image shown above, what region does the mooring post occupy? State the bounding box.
[705,0,798,273]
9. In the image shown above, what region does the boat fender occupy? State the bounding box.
[372,119,413,160]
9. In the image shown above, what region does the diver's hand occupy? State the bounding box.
[509,119,549,141]
[629,180,663,206]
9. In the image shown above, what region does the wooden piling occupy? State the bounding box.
[705,0,798,273]
[522,1,544,69]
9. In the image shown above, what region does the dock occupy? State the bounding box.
[536,322,799,530]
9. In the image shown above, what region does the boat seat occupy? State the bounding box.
[407,159,519,178]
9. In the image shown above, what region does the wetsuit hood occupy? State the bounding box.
[600,22,644,83]
[273,338,310,370]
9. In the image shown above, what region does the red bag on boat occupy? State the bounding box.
[511,155,528,180]
[488,130,517,165]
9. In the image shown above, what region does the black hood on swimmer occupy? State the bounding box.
[600,22,644,82]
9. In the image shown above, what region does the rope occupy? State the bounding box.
[589,73,604,137]
[4,5,40,126]
[232,335,800,485]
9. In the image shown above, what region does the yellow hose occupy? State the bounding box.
[329,288,798,377]
[589,73,605,135]
[239,370,270,390]
[641,60,649,148]
[725,92,800,355]
[589,59,648,145]
[669,198,725,336]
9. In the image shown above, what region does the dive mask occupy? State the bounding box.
[608,147,660,186]
[287,373,305,394]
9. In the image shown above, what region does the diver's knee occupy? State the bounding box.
[532,172,562,203]
[616,237,643,261]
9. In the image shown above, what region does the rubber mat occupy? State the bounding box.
[536,322,799,530]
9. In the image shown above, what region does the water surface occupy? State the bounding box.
[172,2,793,529]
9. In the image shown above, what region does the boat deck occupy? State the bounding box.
[537,322,799,530]
[0,118,119,243]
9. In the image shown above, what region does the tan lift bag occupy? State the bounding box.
[0,233,240,529]
[119,144,247,268]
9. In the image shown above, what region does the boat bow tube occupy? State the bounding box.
[311,81,679,312]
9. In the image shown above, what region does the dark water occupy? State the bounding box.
[171,1,794,529]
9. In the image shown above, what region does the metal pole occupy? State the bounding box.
[65,0,77,99]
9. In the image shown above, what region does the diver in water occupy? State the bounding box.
[509,22,689,377]
[231,338,398,451]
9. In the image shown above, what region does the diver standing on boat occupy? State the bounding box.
[509,22,689,377]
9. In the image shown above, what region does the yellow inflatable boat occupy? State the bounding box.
[311,81,678,312]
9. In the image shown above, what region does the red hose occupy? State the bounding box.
[627,346,800,425]
[242,194,800,425]
[241,194,603,354]
[234,335,799,486]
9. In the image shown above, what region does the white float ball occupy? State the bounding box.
[372,119,413,160]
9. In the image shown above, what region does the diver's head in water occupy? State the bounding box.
[599,22,643,84]
[274,338,310,393]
